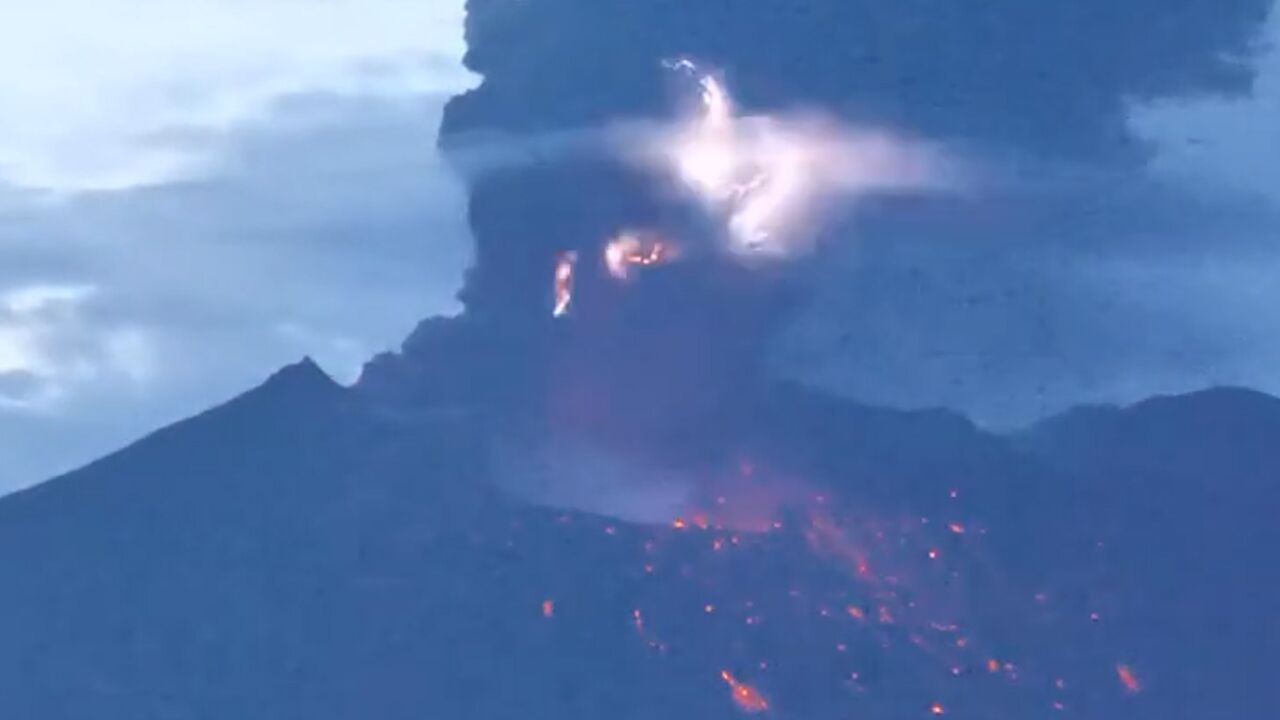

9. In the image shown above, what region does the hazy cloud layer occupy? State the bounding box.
[0,283,153,410]
[0,0,472,191]
[0,93,472,491]
[1134,10,1280,203]
[783,11,1280,426]
[0,0,476,493]
[777,178,1280,427]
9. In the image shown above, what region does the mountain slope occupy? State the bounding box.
[1016,387,1280,719]
[0,363,1275,719]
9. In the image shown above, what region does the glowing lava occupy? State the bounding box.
[603,231,678,280]
[524,462,1139,719]
[720,670,769,713]
[552,251,577,317]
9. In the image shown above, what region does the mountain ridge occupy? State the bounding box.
[1,352,1276,719]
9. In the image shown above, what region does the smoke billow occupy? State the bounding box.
[444,0,1268,157]
[360,0,1275,514]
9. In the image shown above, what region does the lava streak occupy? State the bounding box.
[720,670,769,713]
[552,251,577,317]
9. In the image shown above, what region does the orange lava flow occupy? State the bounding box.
[720,670,769,713]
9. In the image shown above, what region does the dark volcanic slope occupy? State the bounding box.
[1017,387,1280,717]
[1,358,1276,719]
[0,360,501,720]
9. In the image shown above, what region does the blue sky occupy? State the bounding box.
[0,1,1277,493]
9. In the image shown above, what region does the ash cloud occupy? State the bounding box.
[437,0,1271,327]
[360,0,1278,508]
[444,0,1270,157]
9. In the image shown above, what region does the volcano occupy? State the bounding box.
[0,352,1276,719]
[4,0,1278,717]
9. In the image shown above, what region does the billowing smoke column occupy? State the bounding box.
[368,0,1271,511]
[446,71,942,517]
[434,58,948,501]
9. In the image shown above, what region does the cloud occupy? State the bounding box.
[0,1,477,492]
[0,91,472,491]
[3,284,97,315]
[438,0,1276,330]
[0,282,153,410]
[1132,8,1280,203]
[0,0,474,192]
[445,0,1272,159]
